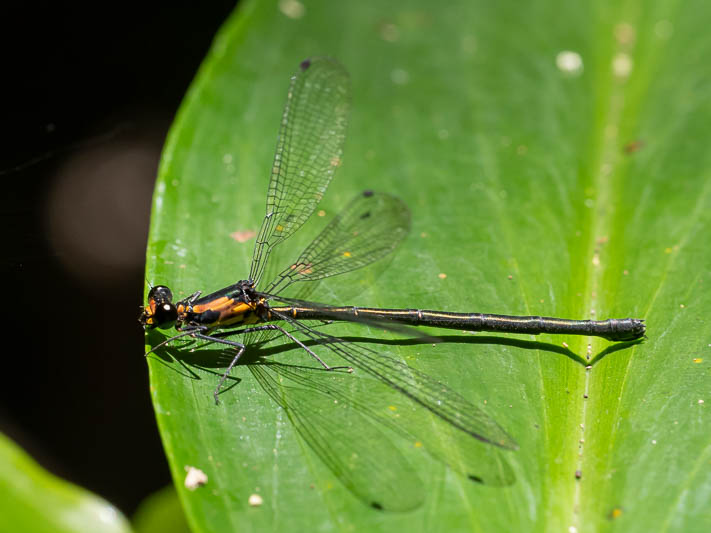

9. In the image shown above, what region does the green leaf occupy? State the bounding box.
[144,1,711,531]
[132,486,191,533]
[0,433,131,533]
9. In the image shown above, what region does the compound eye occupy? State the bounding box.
[152,302,178,328]
[148,285,173,302]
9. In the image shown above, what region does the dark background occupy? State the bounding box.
[2,2,237,516]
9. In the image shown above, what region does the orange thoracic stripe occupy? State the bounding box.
[192,296,234,314]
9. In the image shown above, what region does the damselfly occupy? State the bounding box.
[141,58,644,505]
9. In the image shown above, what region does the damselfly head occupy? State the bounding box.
[139,285,178,329]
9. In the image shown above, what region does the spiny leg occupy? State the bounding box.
[192,333,247,404]
[260,324,352,372]
[144,328,205,356]
[196,323,352,402]
[213,324,351,372]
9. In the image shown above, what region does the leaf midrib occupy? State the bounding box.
[575,14,640,531]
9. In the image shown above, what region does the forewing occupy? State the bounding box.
[249,57,351,286]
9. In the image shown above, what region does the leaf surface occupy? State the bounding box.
[144,1,711,531]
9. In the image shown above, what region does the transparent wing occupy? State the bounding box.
[267,309,518,452]
[249,362,426,511]
[252,361,515,495]
[260,190,410,296]
[249,57,351,286]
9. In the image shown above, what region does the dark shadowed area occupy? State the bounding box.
[1,2,237,515]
